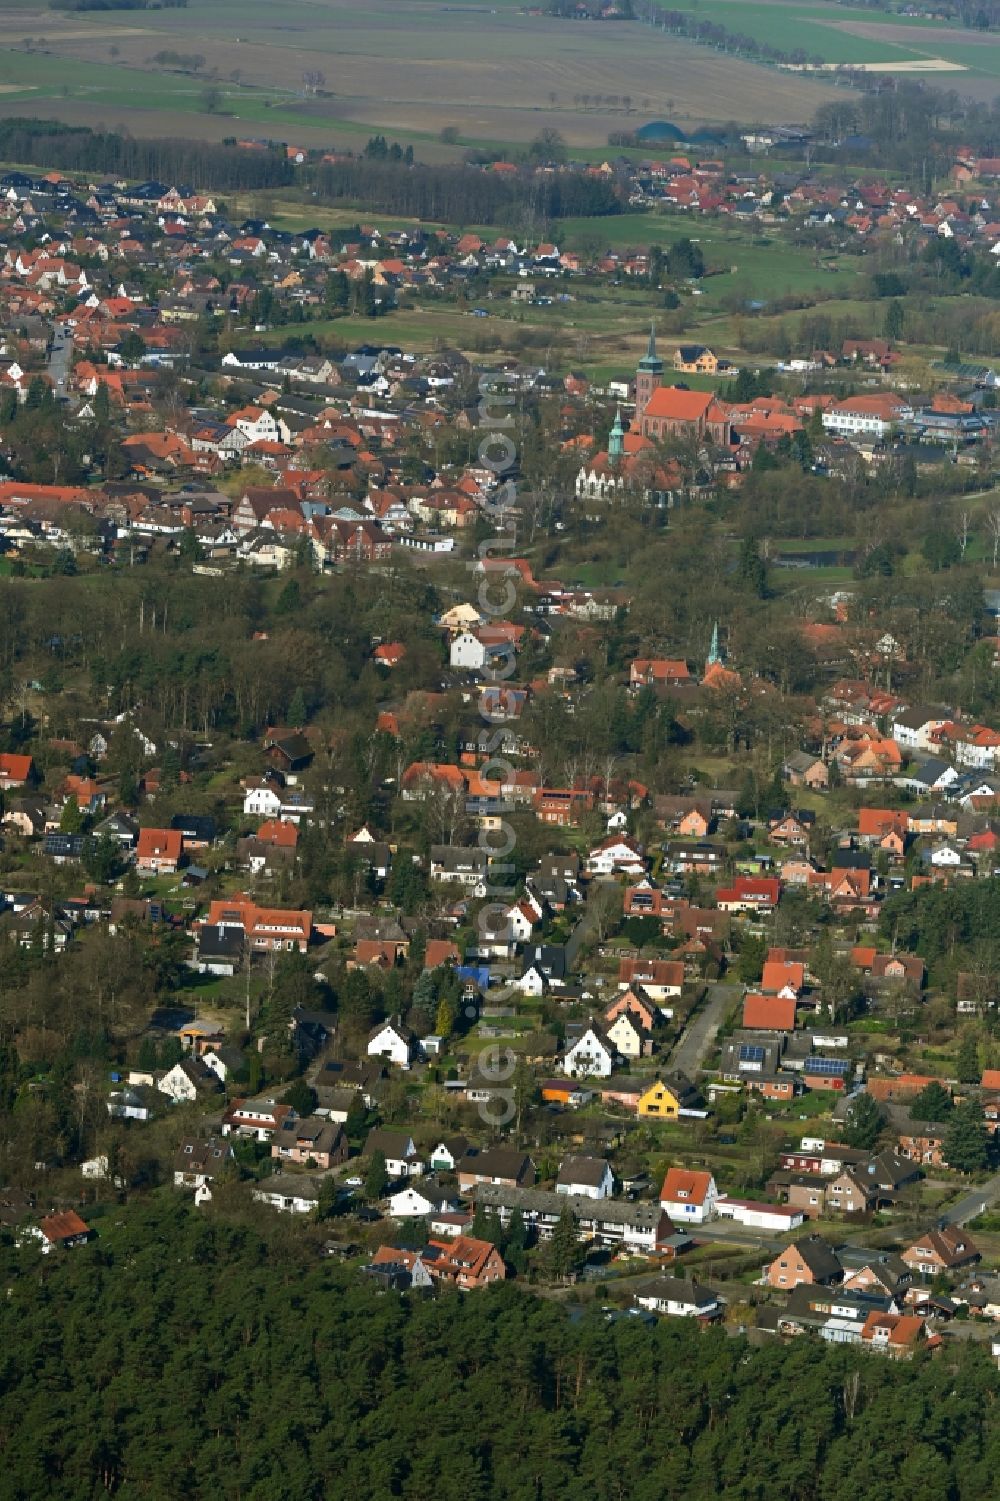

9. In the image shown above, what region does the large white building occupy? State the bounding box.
[822,394,912,440]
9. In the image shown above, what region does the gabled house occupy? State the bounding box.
[365,1245,436,1291]
[313,1058,384,1108]
[271,1115,349,1171]
[903,1226,980,1277]
[367,1018,417,1069]
[173,1135,233,1190]
[169,813,217,850]
[742,993,797,1032]
[253,1174,324,1216]
[135,827,183,874]
[605,985,659,1033]
[562,1023,616,1079]
[428,1136,470,1172]
[760,959,805,997]
[365,1128,423,1179]
[32,1210,93,1253]
[0,753,35,789]
[587,835,646,877]
[387,1179,458,1219]
[660,1167,718,1224]
[860,1311,926,1358]
[158,1057,223,1103]
[766,1234,843,1290]
[606,1009,654,1059]
[457,1146,535,1194]
[421,1235,506,1290]
[616,955,685,1001]
[870,953,925,988]
[634,1275,721,1319]
[556,1155,614,1200]
[716,876,781,913]
[636,1073,701,1120]
[429,845,489,890]
[783,751,828,790]
[191,924,245,976]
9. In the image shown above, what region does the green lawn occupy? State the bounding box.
[663,0,994,73]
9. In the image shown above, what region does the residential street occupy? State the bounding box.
[47,327,73,397]
[669,982,742,1078]
[940,1173,1000,1226]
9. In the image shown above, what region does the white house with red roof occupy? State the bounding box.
[587,835,646,878]
[660,1166,718,1224]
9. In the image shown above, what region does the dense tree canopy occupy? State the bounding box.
[2,1196,1000,1500]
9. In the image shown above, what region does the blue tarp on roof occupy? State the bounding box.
[457,964,490,989]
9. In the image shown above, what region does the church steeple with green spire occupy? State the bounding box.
[635,320,663,421]
[608,405,624,465]
[638,321,662,373]
[708,621,721,667]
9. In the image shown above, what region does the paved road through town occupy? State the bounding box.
[669,981,742,1078]
[48,326,73,396]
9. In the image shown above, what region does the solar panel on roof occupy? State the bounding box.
[739,1044,766,1063]
[805,1056,849,1076]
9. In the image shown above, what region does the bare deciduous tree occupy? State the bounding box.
[987,507,1000,569]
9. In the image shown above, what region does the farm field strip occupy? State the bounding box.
[0,0,845,144]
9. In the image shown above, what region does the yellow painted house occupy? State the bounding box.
[637,1078,685,1120]
[673,344,719,375]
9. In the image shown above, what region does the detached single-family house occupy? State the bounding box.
[634,1274,721,1319]
[0,753,35,790]
[387,1179,458,1218]
[457,1146,535,1194]
[158,1057,223,1103]
[563,1023,616,1079]
[587,836,646,878]
[222,1095,293,1141]
[556,1155,614,1200]
[365,1128,423,1179]
[271,1115,349,1171]
[253,1174,323,1215]
[660,1167,718,1224]
[766,1234,844,1290]
[637,1074,701,1120]
[429,1136,470,1172]
[367,1018,417,1069]
[31,1210,93,1253]
[173,1136,233,1191]
[135,827,183,874]
[191,925,245,976]
[903,1226,980,1277]
[860,1311,926,1358]
[420,1235,507,1290]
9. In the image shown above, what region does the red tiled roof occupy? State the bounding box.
[136,828,182,862]
[39,1209,90,1243]
[661,1166,713,1204]
[0,753,32,782]
[643,386,714,422]
[742,993,797,1031]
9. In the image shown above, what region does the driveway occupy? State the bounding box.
[669,982,741,1078]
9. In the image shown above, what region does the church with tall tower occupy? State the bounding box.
[635,322,663,423]
[635,323,730,446]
